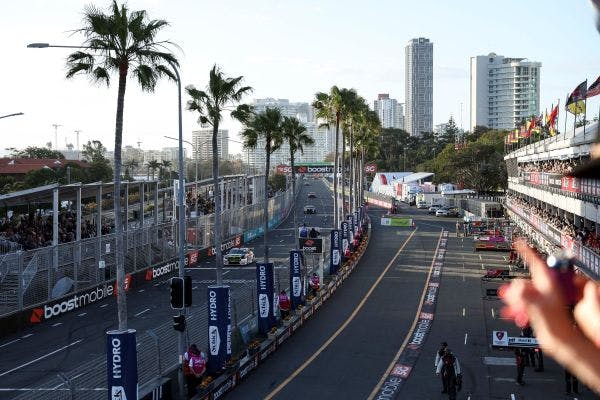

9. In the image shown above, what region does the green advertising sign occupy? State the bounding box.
[380,216,412,227]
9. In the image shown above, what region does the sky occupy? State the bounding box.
[1,0,599,157]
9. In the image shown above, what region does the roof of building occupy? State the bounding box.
[0,158,90,175]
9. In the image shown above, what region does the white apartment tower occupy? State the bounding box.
[191,126,229,161]
[470,53,541,131]
[405,38,433,137]
[373,94,404,129]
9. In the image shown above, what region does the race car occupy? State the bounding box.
[308,192,317,198]
[304,205,317,214]
[223,247,255,265]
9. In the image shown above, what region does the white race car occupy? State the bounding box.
[223,248,255,266]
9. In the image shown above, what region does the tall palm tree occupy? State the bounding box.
[123,159,139,178]
[147,159,160,180]
[66,1,178,330]
[313,87,343,227]
[282,116,314,240]
[241,108,284,263]
[161,159,172,181]
[186,65,252,285]
[341,94,367,215]
[355,110,381,204]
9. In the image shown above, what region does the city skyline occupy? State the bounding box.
[1,0,600,155]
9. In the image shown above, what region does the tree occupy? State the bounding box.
[281,116,314,240]
[123,159,139,180]
[23,167,57,187]
[439,116,460,147]
[160,160,172,181]
[146,160,160,180]
[341,93,368,214]
[66,0,179,331]
[268,173,287,192]
[10,146,64,159]
[82,140,112,182]
[241,107,284,263]
[186,65,252,285]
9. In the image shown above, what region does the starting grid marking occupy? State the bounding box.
[372,229,448,399]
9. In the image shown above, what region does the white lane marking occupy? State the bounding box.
[511,394,516,400]
[223,270,230,276]
[462,308,465,317]
[484,356,516,366]
[192,286,198,290]
[491,308,496,319]
[52,323,62,327]
[279,239,284,243]
[0,339,20,349]
[0,339,83,378]
[100,304,108,308]
[464,333,468,345]
[138,289,145,293]
[479,254,482,261]
[154,283,160,287]
[481,263,485,270]
[22,334,33,339]
[77,313,87,317]
[134,308,150,317]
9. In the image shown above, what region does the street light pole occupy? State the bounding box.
[0,112,24,120]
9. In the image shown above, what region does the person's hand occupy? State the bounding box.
[500,239,600,394]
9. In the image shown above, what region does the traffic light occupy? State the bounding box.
[170,277,184,309]
[173,314,186,332]
[184,276,192,307]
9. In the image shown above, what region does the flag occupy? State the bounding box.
[548,104,558,127]
[511,129,519,143]
[566,80,587,115]
[586,75,600,98]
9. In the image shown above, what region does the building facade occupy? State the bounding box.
[191,127,229,162]
[470,53,541,132]
[405,37,433,137]
[373,94,404,129]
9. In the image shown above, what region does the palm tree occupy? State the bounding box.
[123,159,139,179]
[341,93,367,215]
[354,110,381,204]
[147,159,160,180]
[241,107,284,263]
[313,87,343,227]
[66,1,178,331]
[186,65,252,285]
[281,116,314,240]
[161,160,172,181]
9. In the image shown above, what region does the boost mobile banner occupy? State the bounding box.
[256,263,276,334]
[289,250,305,309]
[330,229,341,274]
[341,221,349,260]
[207,285,231,374]
[106,329,138,400]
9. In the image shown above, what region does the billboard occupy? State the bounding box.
[106,329,138,400]
[207,286,231,374]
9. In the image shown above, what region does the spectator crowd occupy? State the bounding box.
[518,158,588,175]
[507,194,600,255]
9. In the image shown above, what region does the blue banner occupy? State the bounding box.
[106,329,138,400]
[347,215,355,252]
[207,285,231,374]
[289,250,305,309]
[354,211,360,236]
[341,221,349,260]
[256,263,276,334]
[330,229,341,274]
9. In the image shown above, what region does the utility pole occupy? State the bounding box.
[52,123,62,150]
[74,130,81,159]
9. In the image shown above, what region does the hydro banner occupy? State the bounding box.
[341,221,349,260]
[207,285,232,374]
[289,250,305,309]
[106,329,138,400]
[353,211,360,236]
[330,229,341,274]
[256,263,276,334]
[347,215,355,252]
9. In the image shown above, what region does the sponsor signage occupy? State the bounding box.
[106,329,138,400]
[238,356,258,380]
[341,221,349,259]
[298,237,323,254]
[256,263,276,334]
[260,341,276,361]
[354,211,360,236]
[492,331,509,346]
[347,215,355,252]
[207,235,242,257]
[330,229,341,275]
[380,216,412,227]
[364,163,377,174]
[276,165,292,174]
[289,250,305,309]
[491,331,539,348]
[212,374,236,400]
[207,285,231,374]
[34,282,115,322]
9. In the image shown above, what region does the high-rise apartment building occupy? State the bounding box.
[470,53,541,131]
[373,94,404,129]
[405,38,433,136]
[191,126,229,161]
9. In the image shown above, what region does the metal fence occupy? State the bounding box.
[0,183,296,318]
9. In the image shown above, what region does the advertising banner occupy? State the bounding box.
[380,216,412,227]
[206,285,231,374]
[353,211,360,236]
[346,215,355,252]
[106,329,138,400]
[298,237,323,253]
[330,229,341,275]
[289,250,305,309]
[341,221,349,259]
[256,263,276,334]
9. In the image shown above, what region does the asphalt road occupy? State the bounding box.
[0,176,332,398]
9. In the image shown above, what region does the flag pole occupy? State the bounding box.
[564,95,568,137]
[583,96,588,136]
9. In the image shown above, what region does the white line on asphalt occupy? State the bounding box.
[464,333,468,345]
[479,254,482,261]
[77,313,86,317]
[223,270,230,276]
[467,397,470,400]
[192,286,198,290]
[481,264,485,270]
[100,304,108,308]
[138,289,145,293]
[154,283,160,287]
[279,239,284,243]
[0,339,20,349]
[22,334,33,339]
[52,323,62,327]
[462,308,466,317]
[491,308,496,319]
[134,308,150,317]
[511,394,516,400]
[0,339,83,378]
